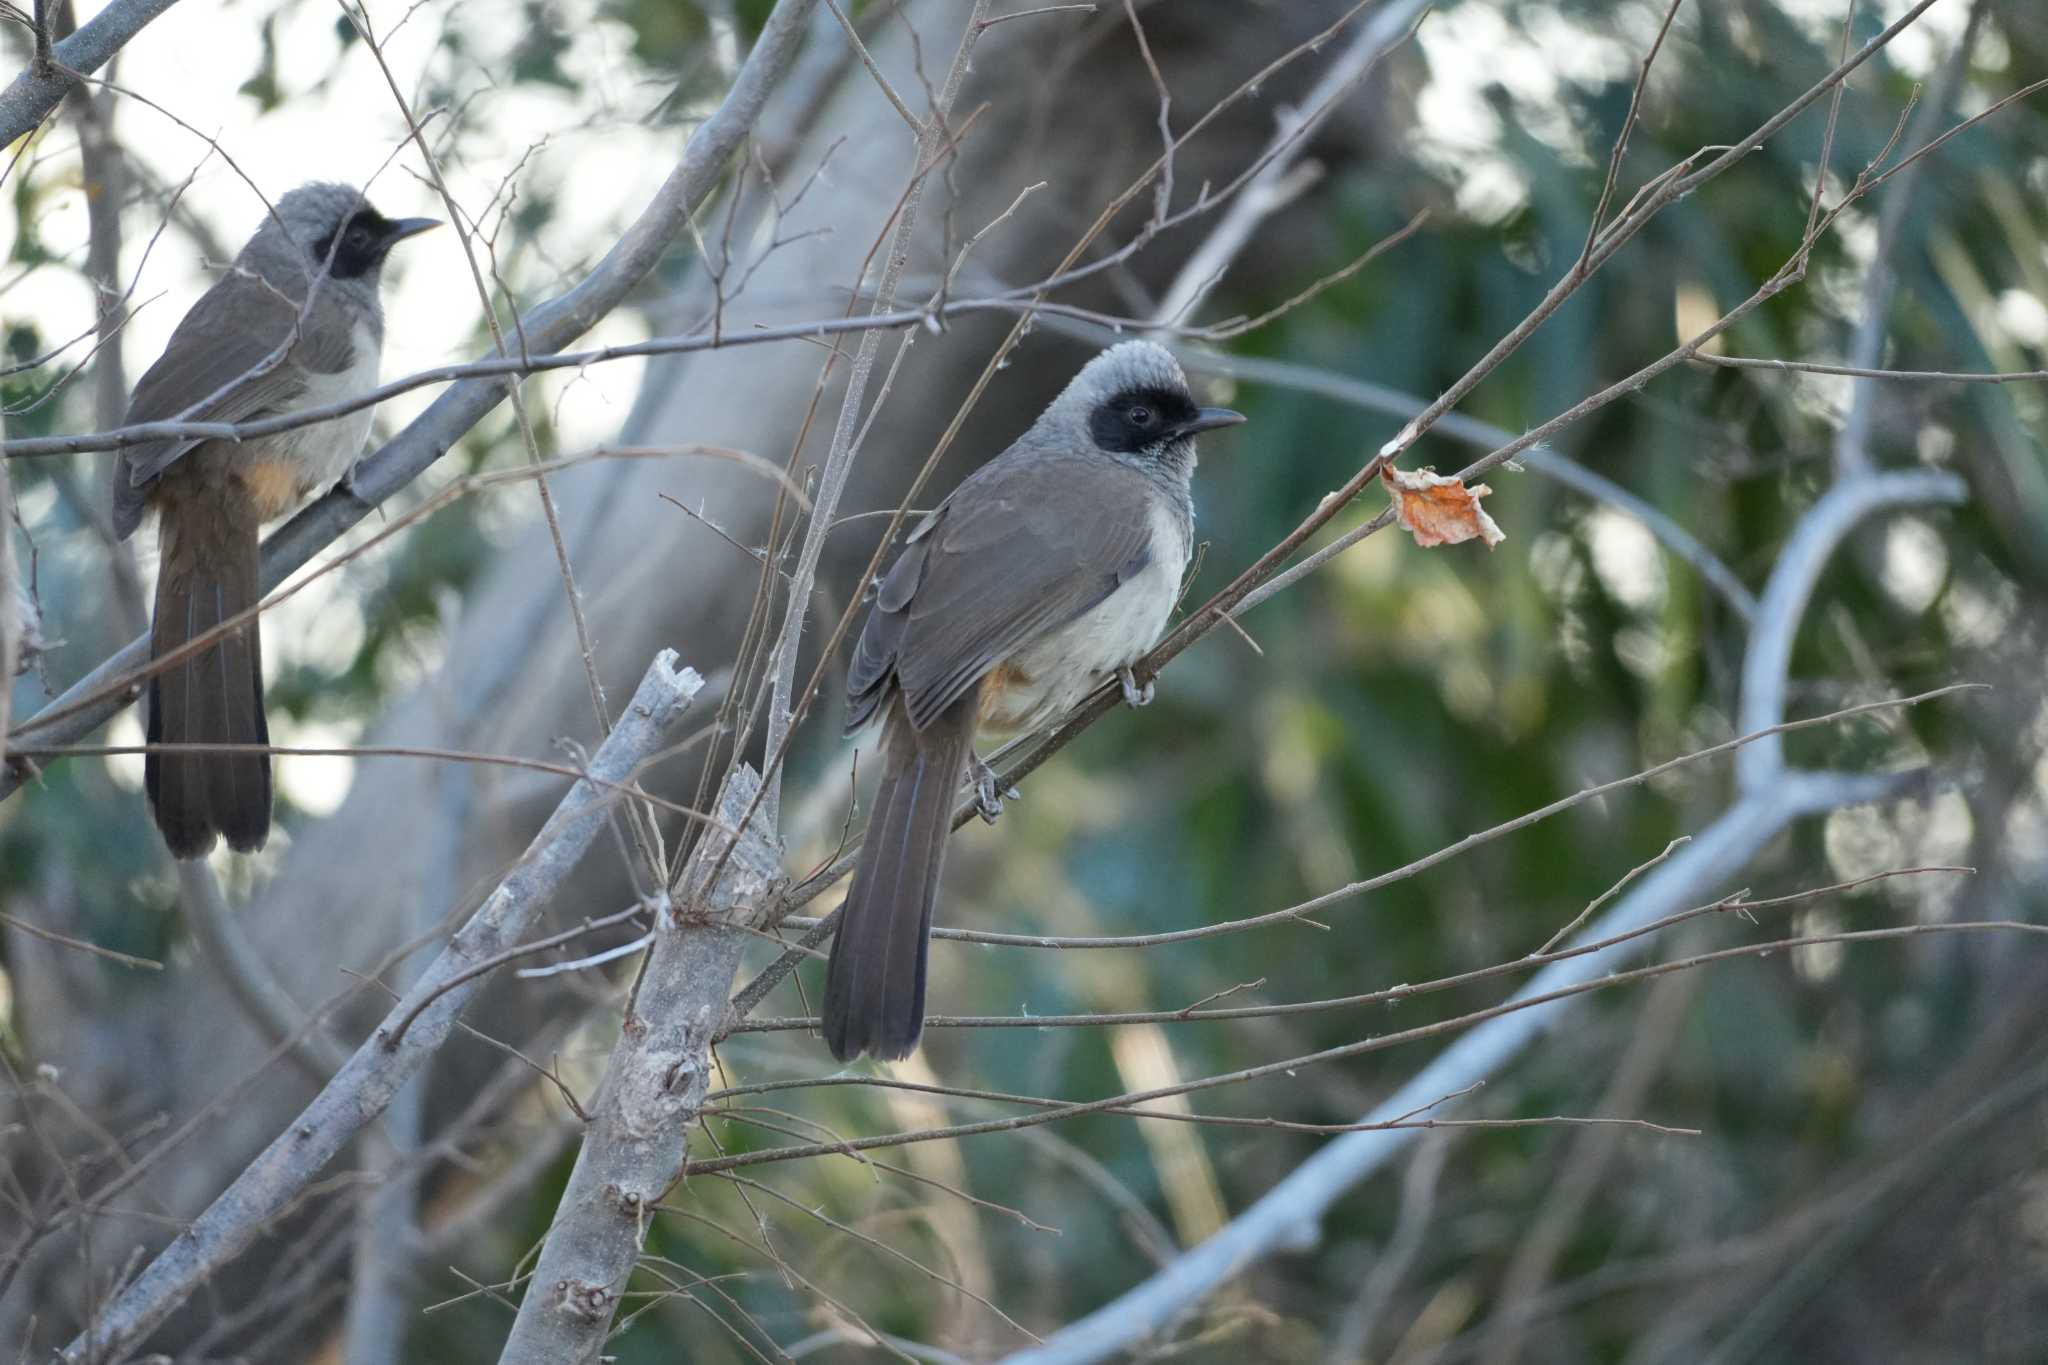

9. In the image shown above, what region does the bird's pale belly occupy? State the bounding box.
[234,321,381,519]
[978,530,1185,734]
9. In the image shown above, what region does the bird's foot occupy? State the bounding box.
[1117,665,1155,709]
[971,754,1018,825]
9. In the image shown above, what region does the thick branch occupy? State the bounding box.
[497,767,782,1364]
[0,0,179,146]
[58,653,703,1363]
[1736,469,1965,787]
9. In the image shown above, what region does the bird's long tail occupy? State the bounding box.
[147,484,270,858]
[824,688,978,1061]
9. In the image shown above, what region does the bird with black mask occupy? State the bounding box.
[111,181,438,858]
[824,340,1245,1061]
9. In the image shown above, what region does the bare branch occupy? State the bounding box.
[696,921,2035,1178]
[1150,0,1431,328]
[1735,469,1965,788]
[1832,0,1989,478]
[759,0,989,822]
[1169,346,1759,620]
[0,0,180,146]
[750,689,1972,981]
[740,863,1968,1033]
[56,653,703,1363]
[1696,354,2048,384]
[976,3,1094,34]
[497,764,782,1364]
[0,909,161,970]
[824,0,920,134]
[1575,0,1687,276]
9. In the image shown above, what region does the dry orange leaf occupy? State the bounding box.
[1380,463,1505,550]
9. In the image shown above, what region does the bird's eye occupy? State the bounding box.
[346,227,372,249]
[1126,404,1154,428]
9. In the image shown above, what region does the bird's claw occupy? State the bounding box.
[971,756,1018,825]
[1117,666,1155,709]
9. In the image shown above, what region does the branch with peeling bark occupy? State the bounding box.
[56,651,702,1364]
[497,766,783,1364]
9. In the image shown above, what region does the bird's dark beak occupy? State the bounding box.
[1178,407,1247,438]
[383,217,441,246]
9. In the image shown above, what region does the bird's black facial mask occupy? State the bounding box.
[313,208,397,279]
[311,207,437,278]
[1089,386,1202,456]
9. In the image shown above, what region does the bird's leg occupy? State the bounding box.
[969,752,1018,825]
[1117,665,1155,709]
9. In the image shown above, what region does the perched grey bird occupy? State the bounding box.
[113,182,437,858]
[825,340,1245,1060]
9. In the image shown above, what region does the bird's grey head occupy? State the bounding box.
[1039,341,1244,480]
[242,182,439,288]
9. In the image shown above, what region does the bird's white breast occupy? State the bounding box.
[990,496,1190,732]
[269,319,381,503]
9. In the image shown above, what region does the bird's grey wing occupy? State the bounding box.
[877,453,1157,733]
[845,514,932,733]
[112,270,353,536]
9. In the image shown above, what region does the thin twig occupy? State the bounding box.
[702,923,2043,1179]
[0,909,160,970]
[824,0,921,134]
[1575,0,1687,276]
[1696,354,2048,384]
[737,864,1969,1033]
[733,685,1975,1015]
[976,3,1094,33]
[1535,837,1691,956]
[344,1,617,746]
[1149,0,1431,328]
[755,0,991,824]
